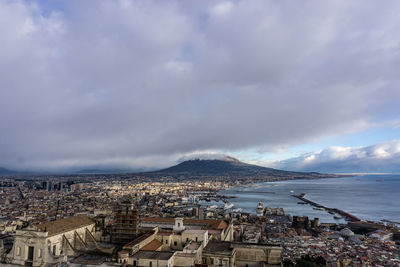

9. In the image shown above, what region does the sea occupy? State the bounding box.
[217,174,400,224]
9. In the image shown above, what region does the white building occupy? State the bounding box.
[140,217,233,241]
[8,215,97,266]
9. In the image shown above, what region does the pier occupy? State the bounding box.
[292,193,361,222]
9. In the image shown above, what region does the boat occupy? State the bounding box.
[224,203,234,210]
[232,208,243,213]
[297,202,307,205]
[290,190,294,193]
[333,214,343,219]
[256,202,264,216]
[313,207,325,211]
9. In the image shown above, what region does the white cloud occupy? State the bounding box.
[268,140,400,173]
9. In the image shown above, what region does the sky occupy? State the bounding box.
[0,0,400,173]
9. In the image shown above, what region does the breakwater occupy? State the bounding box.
[292,193,361,222]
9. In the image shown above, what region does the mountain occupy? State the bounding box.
[0,167,17,175]
[150,156,342,180]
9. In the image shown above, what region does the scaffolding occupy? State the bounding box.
[110,198,139,245]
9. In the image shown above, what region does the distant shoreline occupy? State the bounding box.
[221,174,400,225]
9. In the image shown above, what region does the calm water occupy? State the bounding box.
[219,175,400,224]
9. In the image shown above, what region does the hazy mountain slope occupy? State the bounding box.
[0,167,17,175]
[150,157,334,180]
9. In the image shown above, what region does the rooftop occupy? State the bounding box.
[157,231,173,236]
[123,231,154,248]
[183,229,207,234]
[203,241,233,254]
[175,252,196,258]
[140,239,163,251]
[36,214,94,236]
[70,253,106,265]
[132,251,174,260]
[185,241,201,250]
[141,217,227,230]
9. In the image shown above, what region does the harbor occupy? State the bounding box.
[218,175,400,224]
[292,192,361,222]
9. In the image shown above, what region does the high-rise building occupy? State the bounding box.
[46,181,52,191]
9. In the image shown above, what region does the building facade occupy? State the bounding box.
[8,215,97,266]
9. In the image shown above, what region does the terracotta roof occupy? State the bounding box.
[123,231,154,248]
[141,218,228,230]
[140,239,163,251]
[36,214,94,236]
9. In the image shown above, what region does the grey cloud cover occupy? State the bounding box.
[0,0,400,171]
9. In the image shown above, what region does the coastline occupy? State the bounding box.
[218,174,399,225]
[223,174,357,191]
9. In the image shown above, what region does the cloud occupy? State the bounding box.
[0,0,400,171]
[177,151,230,163]
[268,140,400,173]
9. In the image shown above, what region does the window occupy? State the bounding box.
[174,241,177,246]
[178,222,181,227]
[134,260,137,266]
[195,237,198,242]
[149,261,152,267]
[186,238,189,242]
[53,245,56,256]
[165,240,168,244]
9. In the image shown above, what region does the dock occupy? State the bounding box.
[292,193,361,222]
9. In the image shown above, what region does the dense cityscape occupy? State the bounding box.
[1,0,400,266]
[0,171,399,266]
